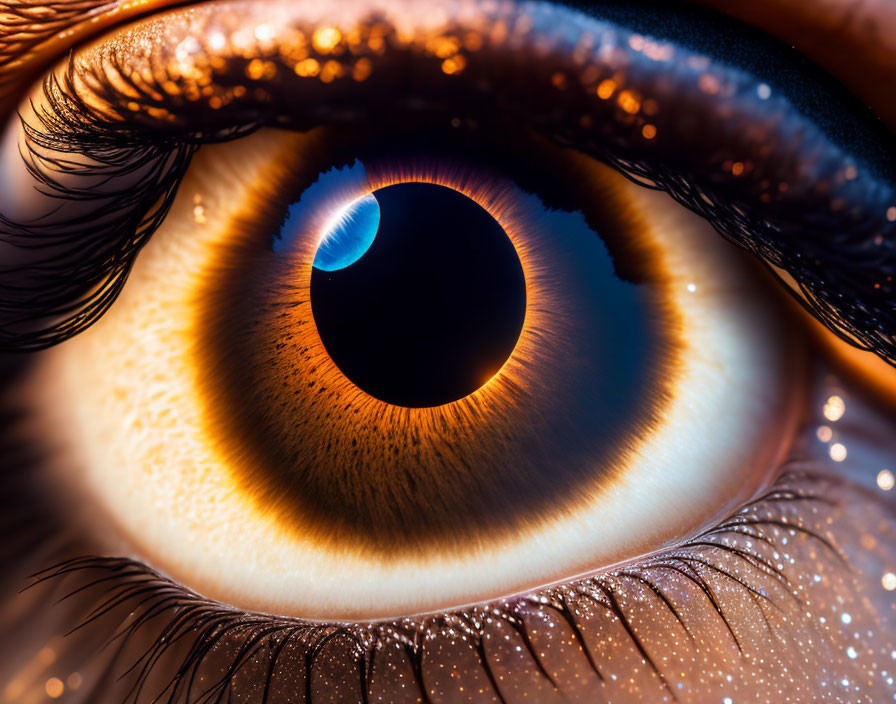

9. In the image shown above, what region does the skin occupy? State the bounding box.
[0,1,895,703]
[2,0,896,130]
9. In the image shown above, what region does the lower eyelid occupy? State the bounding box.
[6,394,896,703]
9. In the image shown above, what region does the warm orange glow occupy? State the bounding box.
[596,79,616,99]
[312,26,342,53]
[806,313,896,406]
[617,89,641,114]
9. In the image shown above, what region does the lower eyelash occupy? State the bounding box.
[27,467,846,704]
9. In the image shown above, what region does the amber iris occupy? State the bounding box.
[187,128,676,558]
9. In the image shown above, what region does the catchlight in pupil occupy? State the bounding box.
[309,183,527,408]
[310,193,380,272]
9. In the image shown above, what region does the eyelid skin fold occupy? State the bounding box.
[686,0,896,134]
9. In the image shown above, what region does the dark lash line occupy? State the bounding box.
[25,470,845,704]
[473,636,510,704]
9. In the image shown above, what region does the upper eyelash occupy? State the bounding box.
[28,468,845,704]
[0,64,195,351]
[3,5,896,368]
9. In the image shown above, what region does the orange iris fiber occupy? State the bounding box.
[192,129,679,557]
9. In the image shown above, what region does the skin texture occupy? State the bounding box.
[690,0,896,132]
[2,0,896,130]
[0,1,895,703]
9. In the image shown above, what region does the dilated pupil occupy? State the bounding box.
[310,182,526,407]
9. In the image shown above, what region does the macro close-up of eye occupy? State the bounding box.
[1,0,896,702]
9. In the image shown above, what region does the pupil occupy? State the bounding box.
[310,182,527,408]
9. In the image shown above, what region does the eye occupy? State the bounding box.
[25,124,801,618]
[2,1,896,702]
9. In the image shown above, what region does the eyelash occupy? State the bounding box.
[0,76,194,351]
[29,467,841,704]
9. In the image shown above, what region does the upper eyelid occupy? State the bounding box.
[1,0,895,368]
[6,0,895,356]
[0,0,892,129]
[0,0,186,114]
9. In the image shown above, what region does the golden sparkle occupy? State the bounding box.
[823,395,845,422]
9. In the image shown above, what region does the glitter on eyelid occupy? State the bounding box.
[883,572,896,591]
[698,73,720,95]
[66,673,82,691]
[192,193,207,225]
[294,58,320,77]
[817,425,833,442]
[441,54,467,74]
[617,89,641,114]
[44,678,63,699]
[596,78,616,99]
[312,27,342,53]
[829,443,847,462]
[823,394,846,421]
[254,24,274,43]
[877,469,895,491]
